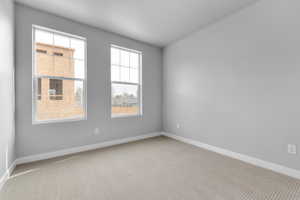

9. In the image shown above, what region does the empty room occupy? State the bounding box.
[1,0,300,199]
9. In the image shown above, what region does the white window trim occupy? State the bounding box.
[110,44,143,118]
[32,25,87,124]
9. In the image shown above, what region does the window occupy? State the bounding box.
[37,78,41,100]
[49,79,63,100]
[111,45,142,117]
[36,49,47,54]
[53,52,63,57]
[33,25,86,123]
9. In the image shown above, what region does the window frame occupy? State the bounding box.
[110,44,143,118]
[32,25,87,124]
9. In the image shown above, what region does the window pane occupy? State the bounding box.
[74,60,85,79]
[120,50,130,66]
[130,52,139,68]
[71,38,85,60]
[35,29,53,45]
[35,42,73,77]
[120,66,130,82]
[36,77,48,101]
[111,48,119,65]
[54,34,70,48]
[36,79,85,121]
[35,46,53,76]
[33,27,86,123]
[129,68,138,83]
[54,56,71,77]
[112,83,139,116]
[75,81,84,106]
[111,65,120,82]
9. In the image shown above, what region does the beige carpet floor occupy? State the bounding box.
[1,136,300,200]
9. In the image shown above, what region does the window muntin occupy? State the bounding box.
[33,26,86,123]
[111,45,142,117]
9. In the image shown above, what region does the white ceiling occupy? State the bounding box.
[15,0,258,47]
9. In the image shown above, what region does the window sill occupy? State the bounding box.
[33,116,87,125]
[111,114,142,119]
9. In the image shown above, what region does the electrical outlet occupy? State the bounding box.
[288,144,297,155]
[94,128,100,135]
[176,123,180,129]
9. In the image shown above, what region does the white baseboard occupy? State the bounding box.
[16,132,161,165]
[162,132,300,180]
[0,160,17,192]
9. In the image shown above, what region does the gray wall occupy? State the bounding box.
[0,0,15,177]
[15,4,163,158]
[163,0,300,170]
